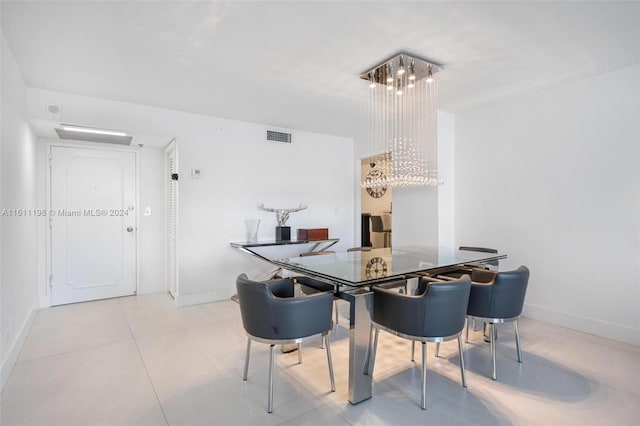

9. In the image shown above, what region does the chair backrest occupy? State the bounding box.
[468,266,530,319]
[236,274,333,340]
[347,246,373,252]
[235,273,293,339]
[373,276,471,339]
[459,246,499,268]
[300,250,336,257]
[421,277,472,338]
[370,216,384,233]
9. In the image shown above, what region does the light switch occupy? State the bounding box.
[191,169,202,178]
[144,206,151,216]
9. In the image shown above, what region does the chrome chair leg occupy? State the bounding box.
[324,335,336,392]
[457,335,467,387]
[411,341,415,362]
[268,344,275,413]
[298,343,302,364]
[489,323,497,380]
[243,338,251,380]
[465,317,471,343]
[514,320,523,363]
[421,341,427,410]
[435,342,440,357]
[484,322,498,342]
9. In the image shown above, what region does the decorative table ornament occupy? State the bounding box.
[257,203,307,241]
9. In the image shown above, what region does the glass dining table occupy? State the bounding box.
[269,246,506,405]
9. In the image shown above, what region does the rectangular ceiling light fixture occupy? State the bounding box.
[55,124,133,145]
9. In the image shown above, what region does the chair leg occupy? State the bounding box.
[421,341,427,410]
[298,343,302,364]
[324,335,336,392]
[411,341,415,362]
[268,344,275,413]
[243,338,251,380]
[489,323,497,380]
[457,335,467,388]
[435,342,440,358]
[484,322,498,342]
[370,327,380,377]
[465,317,471,343]
[514,320,523,363]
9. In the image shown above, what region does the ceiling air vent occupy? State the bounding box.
[266,130,291,144]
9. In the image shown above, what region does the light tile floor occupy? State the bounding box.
[1,294,638,425]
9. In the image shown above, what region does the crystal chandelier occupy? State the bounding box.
[360,53,441,188]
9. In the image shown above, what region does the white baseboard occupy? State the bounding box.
[523,303,640,347]
[1,304,38,392]
[175,288,235,308]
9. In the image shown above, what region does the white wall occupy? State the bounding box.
[138,147,165,294]
[437,112,455,249]
[26,89,354,306]
[391,112,456,248]
[0,35,38,390]
[454,64,640,345]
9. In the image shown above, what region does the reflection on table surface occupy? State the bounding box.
[272,246,505,286]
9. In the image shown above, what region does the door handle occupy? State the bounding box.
[127,226,136,232]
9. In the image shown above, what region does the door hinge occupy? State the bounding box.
[48,156,53,167]
[49,274,54,288]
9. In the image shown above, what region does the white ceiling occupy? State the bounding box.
[2,1,638,139]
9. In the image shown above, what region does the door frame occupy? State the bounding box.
[44,140,140,307]
[164,139,179,301]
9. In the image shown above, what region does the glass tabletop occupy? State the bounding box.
[271,245,505,286]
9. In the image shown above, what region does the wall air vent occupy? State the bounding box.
[266,130,292,144]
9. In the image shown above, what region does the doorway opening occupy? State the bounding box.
[360,155,392,248]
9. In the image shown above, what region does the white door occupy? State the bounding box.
[166,143,178,297]
[49,145,137,305]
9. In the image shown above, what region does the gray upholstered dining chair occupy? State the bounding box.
[440,246,500,341]
[368,275,471,410]
[459,246,500,269]
[296,251,342,328]
[236,274,335,413]
[294,275,341,337]
[465,265,530,380]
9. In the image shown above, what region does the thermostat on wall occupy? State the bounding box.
[191,169,202,178]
